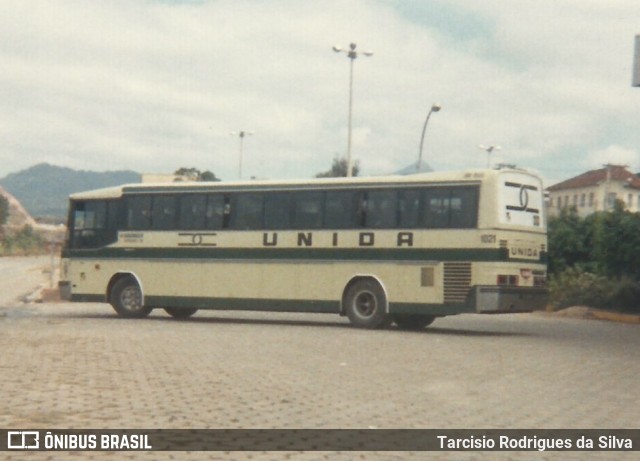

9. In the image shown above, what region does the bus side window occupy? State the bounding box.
[151,195,177,230]
[355,192,367,227]
[450,187,479,228]
[422,189,450,228]
[205,195,225,230]
[178,194,206,230]
[264,193,292,229]
[366,190,397,229]
[126,196,152,230]
[230,194,264,230]
[222,196,231,229]
[293,192,323,229]
[106,200,121,232]
[324,191,356,229]
[398,190,421,228]
[421,187,479,229]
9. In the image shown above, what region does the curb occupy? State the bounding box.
[591,310,640,324]
[542,306,640,324]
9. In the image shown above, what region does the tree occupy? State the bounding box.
[199,170,218,181]
[547,201,640,311]
[546,206,589,275]
[174,167,220,182]
[588,200,640,280]
[315,156,360,178]
[547,201,640,281]
[0,194,9,240]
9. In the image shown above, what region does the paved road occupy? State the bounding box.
[0,256,638,460]
[0,255,52,307]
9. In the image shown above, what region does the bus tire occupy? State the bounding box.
[164,307,198,319]
[344,279,390,329]
[110,277,152,319]
[392,314,436,330]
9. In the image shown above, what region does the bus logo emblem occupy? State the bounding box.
[505,181,538,214]
[7,431,40,449]
[519,186,529,210]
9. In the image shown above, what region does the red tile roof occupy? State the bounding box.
[547,165,640,191]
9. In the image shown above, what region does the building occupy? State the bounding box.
[546,164,640,217]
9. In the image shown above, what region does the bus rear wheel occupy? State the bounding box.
[164,307,198,319]
[344,279,390,329]
[110,277,152,319]
[392,314,436,330]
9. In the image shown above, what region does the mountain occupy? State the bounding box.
[394,160,434,175]
[0,163,141,220]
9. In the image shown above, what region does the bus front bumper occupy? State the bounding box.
[471,286,548,313]
[58,281,72,301]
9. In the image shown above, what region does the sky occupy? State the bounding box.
[1,0,639,186]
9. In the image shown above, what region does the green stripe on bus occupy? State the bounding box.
[146,296,340,313]
[144,296,474,317]
[389,302,475,316]
[63,247,524,262]
[149,298,474,316]
[71,294,473,317]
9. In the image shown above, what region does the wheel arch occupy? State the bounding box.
[340,274,389,315]
[107,272,145,305]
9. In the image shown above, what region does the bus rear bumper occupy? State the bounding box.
[471,285,548,313]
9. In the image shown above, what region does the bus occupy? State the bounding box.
[58,167,548,329]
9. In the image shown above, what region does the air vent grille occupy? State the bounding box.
[444,262,472,303]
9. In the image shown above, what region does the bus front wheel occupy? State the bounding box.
[110,277,152,319]
[164,307,198,319]
[344,279,390,329]
[392,314,436,330]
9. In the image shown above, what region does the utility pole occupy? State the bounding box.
[230,130,253,179]
[633,34,640,87]
[333,43,373,177]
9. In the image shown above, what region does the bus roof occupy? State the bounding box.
[69,167,541,200]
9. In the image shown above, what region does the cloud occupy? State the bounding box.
[0,0,639,183]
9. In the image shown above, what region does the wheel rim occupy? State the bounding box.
[120,285,142,312]
[353,290,377,318]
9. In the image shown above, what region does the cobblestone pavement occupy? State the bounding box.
[0,257,638,460]
[0,255,52,306]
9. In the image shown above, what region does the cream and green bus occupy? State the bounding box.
[59,167,548,329]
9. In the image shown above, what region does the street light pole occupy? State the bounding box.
[231,130,253,179]
[333,43,373,177]
[479,144,501,168]
[633,34,640,87]
[417,103,441,171]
